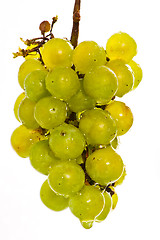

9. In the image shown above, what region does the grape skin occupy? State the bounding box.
[40,180,69,211]
[48,160,85,197]
[14,92,25,122]
[83,65,118,104]
[106,32,137,63]
[49,123,86,160]
[11,125,46,158]
[85,147,124,186]
[18,59,45,89]
[18,98,39,129]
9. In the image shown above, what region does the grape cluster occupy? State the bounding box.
[11,31,142,229]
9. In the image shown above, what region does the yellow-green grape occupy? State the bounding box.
[29,140,59,175]
[67,80,96,113]
[34,96,67,129]
[40,180,69,211]
[25,44,40,59]
[111,190,118,210]
[24,70,50,102]
[48,161,85,197]
[69,185,105,221]
[11,125,46,158]
[128,60,143,90]
[83,65,118,104]
[105,101,133,136]
[80,220,93,229]
[18,59,45,89]
[107,60,134,97]
[111,137,119,149]
[49,123,86,160]
[96,191,112,222]
[85,146,124,186]
[14,92,25,121]
[18,98,39,129]
[40,38,73,70]
[79,109,117,145]
[114,166,126,186]
[72,41,106,73]
[45,67,80,101]
[106,32,137,63]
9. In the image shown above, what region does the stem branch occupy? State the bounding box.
[70,0,81,48]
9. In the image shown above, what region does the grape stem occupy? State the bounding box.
[70,0,81,48]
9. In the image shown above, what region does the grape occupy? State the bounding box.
[67,80,96,113]
[49,123,86,160]
[96,191,112,222]
[18,59,45,89]
[45,67,80,101]
[18,98,39,129]
[106,60,134,97]
[109,187,118,210]
[11,125,46,158]
[85,146,124,186]
[25,44,40,60]
[69,185,105,221]
[106,32,137,63]
[114,166,126,186]
[72,41,106,73]
[40,180,69,211]
[29,140,59,175]
[24,70,50,102]
[128,60,143,90]
[83,65,118,104]
[34,96,67,129]
[79,108,117,145]
[105,101,133,136]
[40,38,73,70]
[14,92,25,122]
[48,160,85,197]
[80,220,93,229]
[110,136,119,149]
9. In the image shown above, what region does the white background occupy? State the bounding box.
[1,0,160,239]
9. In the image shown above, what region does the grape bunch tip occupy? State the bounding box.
[11,0,143,230]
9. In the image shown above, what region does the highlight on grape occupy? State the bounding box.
[11,0,143,229]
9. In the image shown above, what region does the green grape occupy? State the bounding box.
[24,70,50,102]
[18,98,39,129]
[111,136,119,149]
[83,65,118,104]
[79,108,117,145]
[29,140,59,175]
[72,41,106,73]
[80,220,93,229]
[106,32,137,63]
[49,123,86,160]
[40,180,69,211]
[11,125,46,158]
[34,96,67,129]
[45,67,80,101]
[69,185,105,221]
[96,191,112,222]
[114,166,126,186]
[105,101,133,136]
[109,187,118,210]
[14,92,25,121]
[40,38,73,70]
[18,59,45,89]
[106,60,134,97]
[128,60,143,90]
[85,146,124,186]
[67,80,96,113]
[48,160,85,197]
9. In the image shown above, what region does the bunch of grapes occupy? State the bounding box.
[11,17,142,229]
